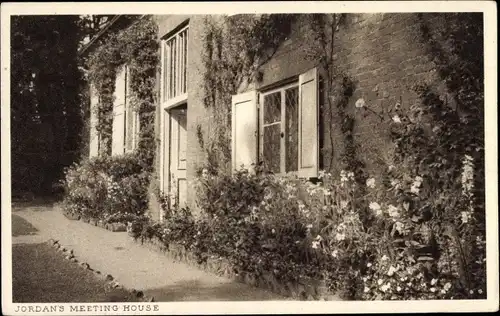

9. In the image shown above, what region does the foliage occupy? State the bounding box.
[162,13,485,301]
[61,155,150,222]
[11,15,85,196]
[85,15,159,171]
[199,15,297,175]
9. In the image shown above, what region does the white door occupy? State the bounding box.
[163,105,188,212]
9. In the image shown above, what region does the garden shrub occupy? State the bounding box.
[61,154,150,222]
[133,160,485,300]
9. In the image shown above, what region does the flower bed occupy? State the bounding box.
[60,154,150,229]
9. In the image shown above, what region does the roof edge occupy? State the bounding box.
[78,15,122,57]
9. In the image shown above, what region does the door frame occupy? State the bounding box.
[160,102,188,221]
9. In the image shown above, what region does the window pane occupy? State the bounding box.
[263,92,281,124]
[285,87,299,172]
[171,37,177,97]
[168,41,173,98]
[183,29,188,94]
[263,124,281,173]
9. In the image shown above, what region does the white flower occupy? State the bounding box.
[366,178,376,189]
[332,250,339,258]
[390,179,400,187]
[387,205,400,218]
[410,185,420,195]
[335,233,346,241]
[306,224,313,229]
[340,200,348,209]
[315,235,323,241]
[364,286,370,293]
[462,155,474,197]
[388,165,395,172]
[369,202,381,211]
[355,98,366,108]
[387,265,397,277]
[444,283,452,291]
[478,289,483,294]
[381,255,389,261]
[271,228,276,234]
[362,277,368,282]
[394,221,405,234]
[318,170,326,179]
[347,171,355,179]
[311,241,320,249]
[323,189,332,196]
[201,168,209,178]
[430,287,436,293]
[431,278,437,286]
[380,283,391,293]
[392,115,402,123]
[396,286,402,292]
[377,279,383,285]
[367,262,372,268]
[461,211,471,224]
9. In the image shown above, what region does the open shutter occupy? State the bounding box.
[298,67,319,178]
[231,90,258,172]
[124,66,135,152]
[112,67,126,156]
[89,83,99,158]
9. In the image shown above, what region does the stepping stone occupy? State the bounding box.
[80,262,90,270]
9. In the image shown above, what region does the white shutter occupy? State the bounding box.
[298,67,319,178]
[89,83,99,158]
[231,90,258,172]
[112,67,126,156]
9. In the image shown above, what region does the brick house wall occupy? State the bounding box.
[148,13,460,221]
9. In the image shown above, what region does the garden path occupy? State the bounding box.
[11,204,286,301]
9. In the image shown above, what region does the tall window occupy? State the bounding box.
[260,83,299,174]
[161,25,188,106]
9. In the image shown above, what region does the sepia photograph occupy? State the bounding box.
[1,1,498,315]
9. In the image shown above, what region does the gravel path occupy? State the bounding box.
[12,204,286,301]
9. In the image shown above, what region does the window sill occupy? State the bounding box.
[161,93,188,110]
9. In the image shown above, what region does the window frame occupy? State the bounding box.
[124,65,140,153]
[259,81,300,176]
[160,24,189,110]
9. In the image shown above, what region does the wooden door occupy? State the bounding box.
[168,105,187,210]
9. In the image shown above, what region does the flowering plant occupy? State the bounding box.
[61,154,149,222]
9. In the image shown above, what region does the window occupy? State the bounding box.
[161,25,188,108]
[112,65,139,156]
[231,67,319,178]
[159,23,190,217]
[124,66,139,153]
[260,83,299,174]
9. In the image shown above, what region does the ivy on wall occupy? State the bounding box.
[85,16,159,173]
[198,14,297,175]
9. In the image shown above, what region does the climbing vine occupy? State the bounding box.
[86,15,159,173]
[198,14,297,175]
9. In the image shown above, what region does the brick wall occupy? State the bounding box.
[251,13,452,178]
[151,13,458,218]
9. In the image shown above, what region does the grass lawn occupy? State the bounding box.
[12,214,39,237]
[12,242,141,303]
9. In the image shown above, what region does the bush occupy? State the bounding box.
[134,163,485,301]
[61,154,150,222]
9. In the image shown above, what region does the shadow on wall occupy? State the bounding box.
[144,279,286,301]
